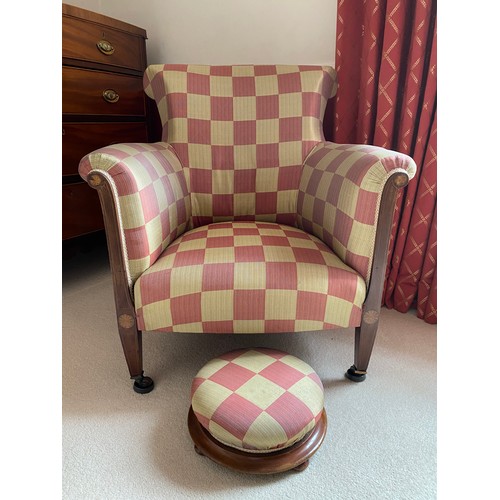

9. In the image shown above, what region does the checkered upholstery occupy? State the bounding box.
[78,142,191,285]
[134,221,365,333]
[143,65,337,227]
[79,64,416,335]
[191,348,324,452]
[297,142,417,284]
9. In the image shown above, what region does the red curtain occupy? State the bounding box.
[328,0,437,324]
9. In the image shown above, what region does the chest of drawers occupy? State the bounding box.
[62,3,149,241]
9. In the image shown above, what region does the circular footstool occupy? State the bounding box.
[188,347,327,474]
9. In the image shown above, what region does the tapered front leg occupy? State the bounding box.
[345,310,380,382]
[117,315,154,394]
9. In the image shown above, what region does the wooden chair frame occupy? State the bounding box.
[86,170,409,390]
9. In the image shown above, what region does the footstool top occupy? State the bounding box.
[190,347,324,453]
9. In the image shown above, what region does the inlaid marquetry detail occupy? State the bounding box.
[118,314,135,329]
[363,310,379,325]
[88,173,102,187]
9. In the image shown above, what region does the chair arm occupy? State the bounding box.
[79,142,191,287]
[297,141,417,285]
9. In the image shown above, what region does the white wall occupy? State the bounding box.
[64,0,337,66]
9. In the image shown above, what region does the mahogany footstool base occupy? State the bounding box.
[188,406,327,474]
[188,347,327,474]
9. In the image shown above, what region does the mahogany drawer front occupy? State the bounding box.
[62,67,145,116]
[63,122,149,176]
[63,15,145,72]
[62,182,104,239]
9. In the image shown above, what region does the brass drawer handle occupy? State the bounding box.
[103,89,119,103]
[97,39,114,55]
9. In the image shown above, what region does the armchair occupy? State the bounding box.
[79,65,416,393]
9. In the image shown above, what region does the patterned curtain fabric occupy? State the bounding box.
[329,0,437,324]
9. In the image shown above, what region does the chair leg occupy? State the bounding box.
[88,175,154,394]
[345,314,379,382]
[117,316,154,394]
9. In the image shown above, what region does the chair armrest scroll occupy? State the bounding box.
[78,142,191,288]
[297,141,416,285]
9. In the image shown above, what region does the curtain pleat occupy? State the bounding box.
[388,109,437,312]
[417,200,437,323]
[332,0,365,144]
[331,0,438,324]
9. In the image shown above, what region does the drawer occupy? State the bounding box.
[62,15,145,72]
[62,122,149,176]
[62,182,104,240]
[62,67,145,116]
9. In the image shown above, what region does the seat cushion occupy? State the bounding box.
[134,221,366,333]
[190,348,324,453]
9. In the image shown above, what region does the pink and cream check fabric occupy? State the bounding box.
[298,142,417,283]
[143,65,337,227]
[191,348,324,452]
[79,65,417,334]
[79,143,191,284]
[134,221,365,333]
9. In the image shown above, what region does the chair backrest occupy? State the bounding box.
[144,64,337,228]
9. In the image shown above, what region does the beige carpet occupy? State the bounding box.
[62,240,436,500]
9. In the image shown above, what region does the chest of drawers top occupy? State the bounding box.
[62,3,147,75]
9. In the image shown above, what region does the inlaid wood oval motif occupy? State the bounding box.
[118,314,135,329]
[363,310,379,325]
